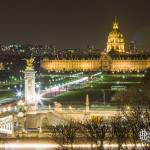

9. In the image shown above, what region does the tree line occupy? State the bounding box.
[45,79,150,150]
[46,104,149,150]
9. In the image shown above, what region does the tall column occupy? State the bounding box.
[85,94,90,113]
[24,58,36,105]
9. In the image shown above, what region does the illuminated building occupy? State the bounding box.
[41,18,150,72]
[106,17,125,53]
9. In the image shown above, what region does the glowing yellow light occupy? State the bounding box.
[126,106,130,110]
[0,143,143,148]
[3,107,6,112]
[17,100,24,106]
[7,106,11,111]
[68,106,72,110]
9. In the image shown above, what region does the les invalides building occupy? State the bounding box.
[41,18,150,72]
[106,17,125,53]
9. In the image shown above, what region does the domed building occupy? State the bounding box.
[41,18,150,72]
[106,17,125,53]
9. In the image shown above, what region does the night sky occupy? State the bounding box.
[0,0,150,50]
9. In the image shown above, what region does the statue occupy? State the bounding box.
[26,57,34,70]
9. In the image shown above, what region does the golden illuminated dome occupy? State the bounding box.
[106,17,125,53]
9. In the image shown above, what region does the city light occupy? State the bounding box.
[16,91,22,97]
[36,83,40,88]
[17,100,24,106]
[0,143,144,149]
[35,91,43,105]
[126,106,130,110]
[40,77,88,98]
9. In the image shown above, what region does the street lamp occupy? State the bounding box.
[126,106,130,110]
[16,91,22,97]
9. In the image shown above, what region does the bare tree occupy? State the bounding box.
[110,116,129,150]
[82,116,109,150]
[112,79,150,150]
[49,120,79,150]
[122,105,150,150]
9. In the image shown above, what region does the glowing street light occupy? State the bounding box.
[16,91,22,97]
[35,93,42,103]
[126,106,130,110]
[36,84,40,88]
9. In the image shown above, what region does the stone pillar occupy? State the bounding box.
[85,94,90,113]
[24,70,36,105]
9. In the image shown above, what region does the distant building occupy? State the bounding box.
[128,41,137,53]
[41,18,150,72]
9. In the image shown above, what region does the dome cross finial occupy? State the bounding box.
[114,16,117,22]
[113,16,119,30]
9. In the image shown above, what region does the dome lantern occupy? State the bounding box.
[113,16,119,30]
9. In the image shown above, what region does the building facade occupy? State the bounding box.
[41,18,150,72]
[41,54,150,72]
